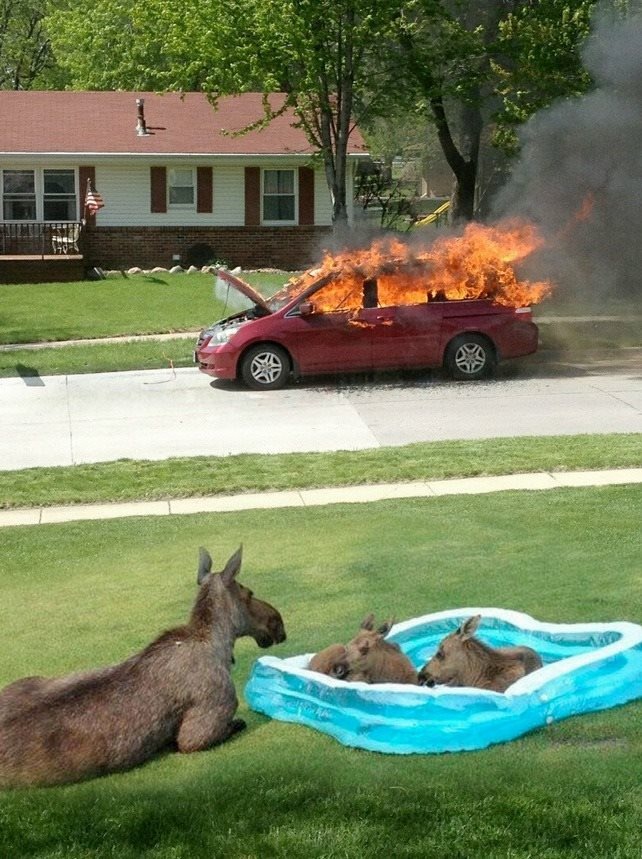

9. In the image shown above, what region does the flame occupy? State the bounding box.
[276,220,552,312]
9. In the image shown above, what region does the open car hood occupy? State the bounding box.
[215,268,271,313]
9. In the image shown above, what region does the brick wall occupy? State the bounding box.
[82,226,333,271]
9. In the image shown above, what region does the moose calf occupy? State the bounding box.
[418,614,542,693]
[343,614,418,684]
[0,546,286,788]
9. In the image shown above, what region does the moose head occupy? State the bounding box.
[194,545,286,648]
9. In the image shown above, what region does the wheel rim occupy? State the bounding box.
[249,351,283,385]
[454,343,486,375]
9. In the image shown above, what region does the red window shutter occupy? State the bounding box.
[244,166,261,226]
[150,166,167,213]
[298,166,315,225]
[197,166,213,213]
[78,165,96,224]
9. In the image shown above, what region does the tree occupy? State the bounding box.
[492,0,595,156]
[0,0,62,89]
[47,0,168,90]
[389,0,517,224]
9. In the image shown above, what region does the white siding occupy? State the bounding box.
[1,156,351,227]
[314,168,333,225]
[93,163,246,227]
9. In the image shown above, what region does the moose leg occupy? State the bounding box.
[176,703,246,753]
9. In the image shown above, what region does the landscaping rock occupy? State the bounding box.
[169,265,184,274]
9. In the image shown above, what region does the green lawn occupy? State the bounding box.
[2,433,641,510]
[0,271,290,344]
[0,336,196,378]
[1,486,641,858]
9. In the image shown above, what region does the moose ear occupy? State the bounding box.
[220,545,243,587]
[458,615,481,640]
[377,618,394,636]
[360,613,375,631]
[197,547,212,585]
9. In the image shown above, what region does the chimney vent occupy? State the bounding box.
[136,98,150,136]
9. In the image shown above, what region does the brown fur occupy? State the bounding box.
[343,614,418,684]
[308,644,350,679]
[0,546,286,788]
[418,615,542,693]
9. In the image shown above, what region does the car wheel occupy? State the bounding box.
[240,344,291,390]
[445,334,495,381]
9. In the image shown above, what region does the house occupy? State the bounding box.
[0,91,367,280]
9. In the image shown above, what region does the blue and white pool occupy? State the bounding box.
[245,608,642,754]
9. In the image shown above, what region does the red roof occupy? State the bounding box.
[0,91,367,156]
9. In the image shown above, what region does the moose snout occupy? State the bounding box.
[417,669,436,687]
[256,616,287,648]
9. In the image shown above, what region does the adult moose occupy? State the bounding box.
[0,545,286,788]
[418,614,542,693]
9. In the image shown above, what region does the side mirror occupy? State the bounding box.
[298,300,315,316]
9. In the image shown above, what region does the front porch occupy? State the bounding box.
[0,222,85,283]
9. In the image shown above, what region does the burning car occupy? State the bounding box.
[194,222,550,390]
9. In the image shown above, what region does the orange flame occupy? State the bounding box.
[277,220,552,312]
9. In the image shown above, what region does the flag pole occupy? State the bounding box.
[84,177,91,224]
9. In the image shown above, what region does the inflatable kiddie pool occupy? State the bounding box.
[245,608,642,754]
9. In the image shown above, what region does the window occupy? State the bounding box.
[2,170,36,221]
[168,168,195,206]
[1,168,77,221]
[44,170,77,221]
[263,169,295,223]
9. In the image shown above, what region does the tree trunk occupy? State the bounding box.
[430,95,481,223]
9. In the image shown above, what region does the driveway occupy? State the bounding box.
[2,353,641,471]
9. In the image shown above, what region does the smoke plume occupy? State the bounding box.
[493,9,642,300]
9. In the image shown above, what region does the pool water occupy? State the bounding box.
[245,608,642,754]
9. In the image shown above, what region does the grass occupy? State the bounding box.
[0,486,641,858]
[1,433,641,510]
[0,271,290,345]
[0,337,196,378]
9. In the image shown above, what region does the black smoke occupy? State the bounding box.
[493,9,642,301]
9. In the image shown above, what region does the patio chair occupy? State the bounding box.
[51,221,82,254]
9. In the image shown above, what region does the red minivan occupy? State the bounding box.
[194,269,539,390]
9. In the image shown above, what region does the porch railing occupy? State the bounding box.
[0,221,84,257]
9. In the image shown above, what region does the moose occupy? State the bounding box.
[344,615,418,684]
[308,615,418,684]
[0,545,286,788]
[418,614,542,693]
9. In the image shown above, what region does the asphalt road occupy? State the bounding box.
[2,352,641,471]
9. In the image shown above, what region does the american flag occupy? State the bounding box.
[84,180,105,215]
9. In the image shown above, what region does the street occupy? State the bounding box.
[3,352,641,471]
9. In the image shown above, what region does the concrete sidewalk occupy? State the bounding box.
[3,467,641,528]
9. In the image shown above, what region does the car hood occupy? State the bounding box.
[215,268,271,313]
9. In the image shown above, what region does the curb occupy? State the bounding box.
[2,468,641,529]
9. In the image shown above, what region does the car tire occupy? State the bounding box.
[445,334,495,381]
[240,344,291,390]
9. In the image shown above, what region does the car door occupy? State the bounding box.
[281,306,374,373]
[367,301,446,370]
